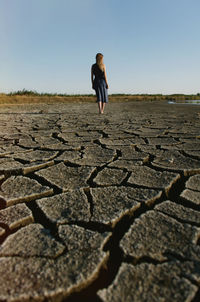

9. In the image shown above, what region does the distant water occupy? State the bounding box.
[168,100,200,105]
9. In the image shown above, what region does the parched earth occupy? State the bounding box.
[0,101,200,302]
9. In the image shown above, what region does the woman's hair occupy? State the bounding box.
[96,53,104,71]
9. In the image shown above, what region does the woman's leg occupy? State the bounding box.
[101,102,106,114]
[98,101,102,114]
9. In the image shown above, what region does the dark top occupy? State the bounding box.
[92,63,105,80]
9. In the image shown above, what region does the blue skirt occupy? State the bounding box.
[94,79,108,103]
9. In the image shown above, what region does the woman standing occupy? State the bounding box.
[91,53,109,114]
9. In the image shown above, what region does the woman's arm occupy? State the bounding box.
[103,64,109,89]
[91,66,94,89]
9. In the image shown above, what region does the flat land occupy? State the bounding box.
[0,100,200,302]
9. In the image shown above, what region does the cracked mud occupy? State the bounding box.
[0,101,200,302]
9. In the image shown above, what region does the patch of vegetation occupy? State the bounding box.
[7,89,94,97]
[2,89,200,104]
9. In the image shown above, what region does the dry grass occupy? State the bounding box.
[0,95,95,104]
[0,93,198,105]
[0,95,139,105]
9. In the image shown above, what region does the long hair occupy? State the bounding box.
[96,53,104,71]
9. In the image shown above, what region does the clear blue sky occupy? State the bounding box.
[1,0,200,94]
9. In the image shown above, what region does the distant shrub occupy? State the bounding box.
[8,89,40,96]
[7,89,95,97]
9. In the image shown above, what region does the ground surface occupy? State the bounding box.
[0,101,200,302]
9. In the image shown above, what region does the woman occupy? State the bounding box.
[91,53,109,114]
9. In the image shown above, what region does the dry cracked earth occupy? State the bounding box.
[0,101,200,302]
